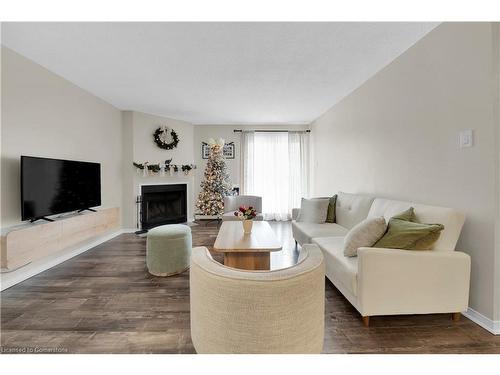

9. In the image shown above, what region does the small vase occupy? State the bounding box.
[242,219,253,234]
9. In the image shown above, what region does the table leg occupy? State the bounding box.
[223,252,270,270]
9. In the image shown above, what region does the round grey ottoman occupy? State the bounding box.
[146,224,192,276]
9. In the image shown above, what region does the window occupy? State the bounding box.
[241,131,310,220]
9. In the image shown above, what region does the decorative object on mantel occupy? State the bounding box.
[234,205,257,234]
[196,138,232,216]
[181,164,193,175]
[202,141,235,159]
[154,126,179,150]
[133,160,196,177]
[142,162,150,177]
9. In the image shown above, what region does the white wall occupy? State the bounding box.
[1,47,123,228]
[122,111,195,228]
[493,23,500,323]
[0,46,197,230]
[310,23,498,321]
[192,124,309,208]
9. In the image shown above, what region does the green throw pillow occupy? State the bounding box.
[392,207,414,221]
[325,195,337,223]
[374,207,444,250]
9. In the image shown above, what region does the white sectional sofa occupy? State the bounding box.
[292,192,471,326]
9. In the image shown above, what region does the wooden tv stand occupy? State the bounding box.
[1,207,120,271]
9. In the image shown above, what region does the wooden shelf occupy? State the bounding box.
[0,207,120,271]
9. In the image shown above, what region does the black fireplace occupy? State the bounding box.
[140,184,187,230]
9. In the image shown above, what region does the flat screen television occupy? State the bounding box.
[21,156,101,222]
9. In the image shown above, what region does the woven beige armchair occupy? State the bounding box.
[189,244,325,354]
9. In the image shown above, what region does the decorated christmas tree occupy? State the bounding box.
[196,138,232,216]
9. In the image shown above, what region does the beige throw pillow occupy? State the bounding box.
[297,198,330,223]
[343,217,387,257]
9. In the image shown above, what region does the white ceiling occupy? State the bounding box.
[2,22,437,125]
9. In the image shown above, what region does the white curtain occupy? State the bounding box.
[241,131,255,196]
[241,131,310,221]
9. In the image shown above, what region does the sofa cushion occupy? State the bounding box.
[336,192,375,230]
[297,198,330,223]
[312,236,358,296]
[390,207,442,250]
[367,198,465,251]
[325,195,337,223]
[292,221,348,245]
[374,208,444,250]
[343,217,387,257]
[392,207,414,221]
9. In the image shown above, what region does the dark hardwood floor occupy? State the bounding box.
[1,221,499,354]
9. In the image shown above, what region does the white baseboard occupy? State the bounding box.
[0,229,126,291]
[122,227,138,233]
[463,307,500,335]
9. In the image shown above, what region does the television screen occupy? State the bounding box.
[21,156,101,221]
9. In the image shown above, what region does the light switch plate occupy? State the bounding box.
[459,130,473,148]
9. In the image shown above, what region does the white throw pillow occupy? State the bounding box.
[297,198,330,223]
[343,217,387,257]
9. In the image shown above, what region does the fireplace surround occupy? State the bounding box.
[139,184,187,230]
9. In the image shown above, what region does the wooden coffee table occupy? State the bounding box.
[213,221,282,270]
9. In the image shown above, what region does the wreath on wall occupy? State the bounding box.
[153,126,179,150]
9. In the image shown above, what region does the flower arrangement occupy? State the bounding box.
[234,206,257,220]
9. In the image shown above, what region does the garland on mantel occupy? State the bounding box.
[133,160,196,175]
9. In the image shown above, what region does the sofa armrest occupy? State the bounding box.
[292,208,301,221]
[356,247,471,316]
